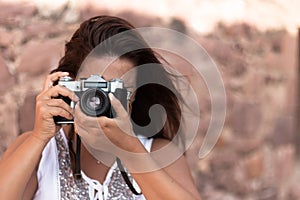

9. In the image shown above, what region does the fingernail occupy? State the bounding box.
[74,95,79,101]
[108,93,114,99]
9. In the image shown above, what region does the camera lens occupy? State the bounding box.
[80,88,110,117]
[88,96,101,109]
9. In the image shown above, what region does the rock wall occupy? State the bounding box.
[0,1,299,199]
[193,24,299,200]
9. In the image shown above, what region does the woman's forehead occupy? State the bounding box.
[77,56,135,81]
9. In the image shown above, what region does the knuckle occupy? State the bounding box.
[53,85,61,90]
[39,105,46,113]
[56,98,64,104]
[48,99,56,106]
[40,115,47,121]
[36,94,42,101]
[52,109,61,117]
[50,107,58,114]
[99,118,109,128]
[59,109,65,116]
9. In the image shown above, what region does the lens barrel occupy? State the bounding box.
[80,88,110,117]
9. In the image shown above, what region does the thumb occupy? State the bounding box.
[109,93,127,118]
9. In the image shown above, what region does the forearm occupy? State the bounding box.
[0,133,48,199]
[116,141,201,200]
[131,165,200,200]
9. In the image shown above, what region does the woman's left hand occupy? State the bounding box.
[74,93,140,157]
[74,94,202,200]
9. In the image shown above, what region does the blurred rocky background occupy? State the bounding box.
[0,0,300,199]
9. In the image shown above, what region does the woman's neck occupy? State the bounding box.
[81,144,116,167]
[63,125,116,183]
[62,125,116,167]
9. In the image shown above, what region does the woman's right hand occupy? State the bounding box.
[32,72,79,142]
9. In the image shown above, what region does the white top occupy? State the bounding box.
[33,129,152,200]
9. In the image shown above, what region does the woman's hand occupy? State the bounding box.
[74,93,202,200]
[32,72,79,142]
[74,93,140,157]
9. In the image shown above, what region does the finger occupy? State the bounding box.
[108,93,127,118]
[46,98,74,116]
[74,124,94,143]
[43,85,79,102]
[75,122,103,137]
[48,106,73,120]
[74,104,100,128]
[74,123,89,136]
[74,121,104,143]
[42,72,69,91]
[75,120,113,150]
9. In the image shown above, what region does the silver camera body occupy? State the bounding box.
[54,75,128,124]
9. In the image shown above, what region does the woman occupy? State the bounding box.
[0,15,201,200]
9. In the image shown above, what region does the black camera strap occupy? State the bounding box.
[74,134,82,180]
[116,157,142,195]
[73,135,142,195]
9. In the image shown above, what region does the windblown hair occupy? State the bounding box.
[52,15,183,147]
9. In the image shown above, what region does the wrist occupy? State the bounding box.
[115,136,145,153]
[30,131,52,145]
[113,138,157,172]
[115,150,158,173]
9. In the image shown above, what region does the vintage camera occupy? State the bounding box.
[54,75,129,124]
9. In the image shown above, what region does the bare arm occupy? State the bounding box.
[0,72,78,200]
[118,139,202,200]
[0,132,46,199]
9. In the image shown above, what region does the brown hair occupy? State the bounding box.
[52,15,183,146]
